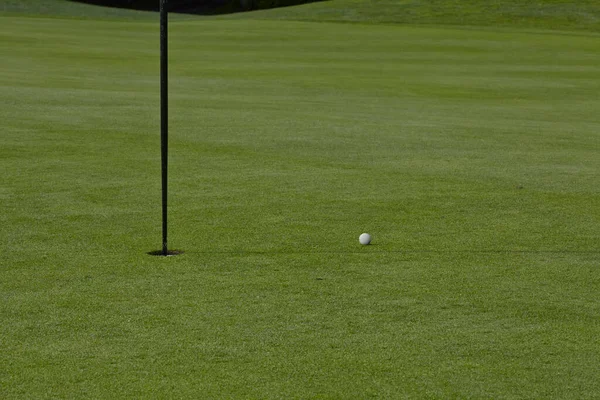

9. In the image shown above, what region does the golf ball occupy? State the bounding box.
[359,233,371,245]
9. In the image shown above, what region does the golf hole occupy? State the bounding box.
[147,250,184,257]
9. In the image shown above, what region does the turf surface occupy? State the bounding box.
[1,1,600,398]
[226,0,600,32]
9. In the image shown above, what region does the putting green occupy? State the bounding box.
[1,7,599,399]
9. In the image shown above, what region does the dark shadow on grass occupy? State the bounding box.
[148,249,185,256]
[68,0,328,15]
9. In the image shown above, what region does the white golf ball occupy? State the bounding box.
[359,233,371,245]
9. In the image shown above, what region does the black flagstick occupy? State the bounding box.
[160,0,168,255]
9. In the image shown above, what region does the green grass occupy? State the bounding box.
[238,0,600,32]
[2,1,600,398]
[0,0,155,19]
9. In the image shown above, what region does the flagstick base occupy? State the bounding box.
[148,250,184,257]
